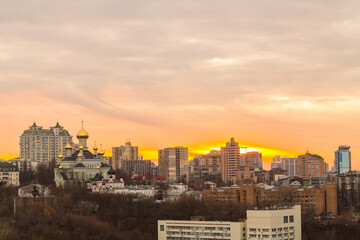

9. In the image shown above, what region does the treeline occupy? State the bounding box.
[1,184,360,239]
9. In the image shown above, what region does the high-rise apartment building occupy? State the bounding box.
[158,147,188,183]
[112,141,138,170]
[198,150,221,174]
[297,152,324,179]
[221,138,241,183]
[282,157,298,177]
[271,155,282,169]
[240,151,263,169]
[334,145,351,174]
[20,122,73,165]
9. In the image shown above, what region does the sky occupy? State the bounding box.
[1,0,360,169]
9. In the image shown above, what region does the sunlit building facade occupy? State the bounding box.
[334,145,351,174]
[112,141,138,170]
[20,122,73,165]
[158,147,189,183]
[221,138,241,183]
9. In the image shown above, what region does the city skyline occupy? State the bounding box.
[1,1,360,169]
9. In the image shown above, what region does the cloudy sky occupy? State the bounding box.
[1,0,360,169]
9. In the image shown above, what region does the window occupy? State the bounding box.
[290,215,294,222]
[284,216,288,223]
[160,225,164,231]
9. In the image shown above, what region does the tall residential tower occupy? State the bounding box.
[158,147,188,183]
[334,145,351,174]
[20,122,73,165]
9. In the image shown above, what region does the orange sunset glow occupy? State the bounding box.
[1,1,360,171]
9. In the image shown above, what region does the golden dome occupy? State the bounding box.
[76,121,89,139]
[98,144,105,155]
[59,165,63,169]
[65,141,72,149]
[78,151,83,158]
[93,141,98,151]
[79,145,84,150]
[58,153,63,158]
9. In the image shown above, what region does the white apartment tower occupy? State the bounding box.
[158,147,188,183]
[334,145,351,174]
[20,122,73,165]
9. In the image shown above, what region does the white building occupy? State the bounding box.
[281,157,298,177]
[158,205,302,240]
[158,219,247,240]
[247,205,301,240]
[334,145,351,174]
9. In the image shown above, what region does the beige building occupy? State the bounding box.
[247,205,301,240]
[221,138,241,183]
[158,218,246,240]
[198,150,221,174]
[112,141,138,170]
[158,147,188,183]
[0,162,20,186]
[298,152,324,179]
[20,122,73,165]
[240,151,263,169]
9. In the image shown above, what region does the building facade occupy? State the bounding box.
[20,122,73,165]
[334,145,351,174]
[203,183,337,215]
[158,147,189,183]
[198,150,221,174]
[240,151,263,169]
[122,160,152,176]
[158,219,246,240]
[54,122,111,186]
[247,205,301,240]
[112,141,139,170]
[297,152,324,179]
[0,162,20,186]
[221,138,241,183]
[282,157,298,177]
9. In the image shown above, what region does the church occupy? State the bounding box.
[54,122,112,187]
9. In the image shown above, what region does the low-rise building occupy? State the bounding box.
[158,206,302,240]
[0,162,20,186]
[158,218,247,240]
[203,183,337,215]
[247,205,301,240]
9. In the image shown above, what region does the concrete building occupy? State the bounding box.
[337,171,360,211]
[271,156,282,169]
[282,157,298,177]
[334,145,351,174]
[0,162,20,186]
[158,206,302,240]
[20,122,73,165]
[54,122,112,187]
[112,141,138,170]
[122,160,152,176]
[247,205,301,240]
[221,138,241,183]
[240,151,263,169]
[236,166,257,183]
[203,183,337,216]
[298,152,324,179]
[158,218,247,240]
[158,147,189,183]
[198,150,221,174]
